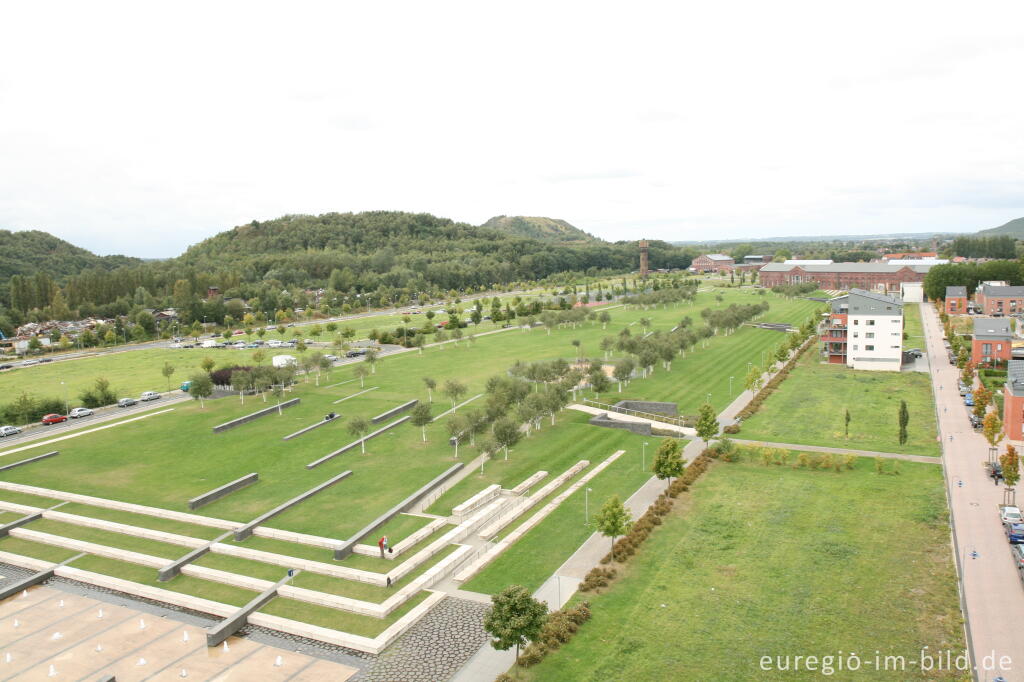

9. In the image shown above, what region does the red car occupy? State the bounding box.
[41,413,67,425]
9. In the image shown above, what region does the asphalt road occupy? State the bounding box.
[0,391,191,448]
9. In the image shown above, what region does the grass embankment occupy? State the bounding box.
[740,344,939,456]
[524,456,963,681]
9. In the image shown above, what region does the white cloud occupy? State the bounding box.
[0,0,1022,256]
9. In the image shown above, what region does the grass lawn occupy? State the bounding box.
[523,455,963,681]
[259,591,431,637]
[0,287,833,628]
[69,554,259,607]
[903,303,925,348]
[462,436,654,595]
[739,343,940,456]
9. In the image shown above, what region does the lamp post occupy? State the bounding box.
[60,380,68,415]
[642,441,648,471]
[707,392,712,404]
[729,376,734,396]
[585,487,593,525]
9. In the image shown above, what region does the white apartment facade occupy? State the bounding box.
[831,289,904,371]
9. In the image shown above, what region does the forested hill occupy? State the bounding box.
[1,211,694,327]
[179,211,690,289]
[0,230,140,281]
[480,216,598,242]
[976,217,1024,238]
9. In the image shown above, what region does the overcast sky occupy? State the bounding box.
[2,1,1023,257]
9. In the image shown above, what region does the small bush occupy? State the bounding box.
[723,423,741,434]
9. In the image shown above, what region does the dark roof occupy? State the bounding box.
[979,284,1024,298]
[945,286,967,298]
[1008,360,1024,397]
[973,318,1012,339]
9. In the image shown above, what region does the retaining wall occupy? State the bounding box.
[332,463,463,559]
[371,399,418,424]
[509,471,548,496]
[306,416,412,469]
[282,416,340,441]
[0,450,59,473]
[612,400,678,416]
[234,470,352,541]
[188,473,259,510]
[352,517,447,559]
[0,481,241,530]
[212,398,300,433]
[588,413,652,436]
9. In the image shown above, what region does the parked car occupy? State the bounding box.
[1005,521,1024,544]
[41,413,67,425]
[958,381,969,396]
[140,391,161,401]
[117,398,137,408]
[68,407,93,418]
[906,348,923,358]
[324,354,338,362]
[0,425,22,437]
[0,364,13,370]
[1001,505,1024,524]
[1012,544,1024,576]
[346,349,367,358]
[39,358,53,363]
[964,393,975,407]
[304,338,315,344]
[169,343,183,349]
[21,359,40,366]
[180,381,192,392]
[969,414,984,429]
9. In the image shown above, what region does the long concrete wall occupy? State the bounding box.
[0,450,58,473]
[588,413,652,436]
[306,416,412,469]
[212,398,300,433]
[371,399,418,424]
[233,470,353,541]
[282,416,340,441]
[332,463,463,559]
[188,473,259,510]
[0,480,242,530]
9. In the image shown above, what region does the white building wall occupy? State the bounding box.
[846,313,903,371]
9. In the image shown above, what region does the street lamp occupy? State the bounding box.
[60,380,68,415]
[585,487,593,525]
[642,441,649,471]
[729,376,734,395]
[706,392,711,404]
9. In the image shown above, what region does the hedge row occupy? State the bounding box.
[510,601,593,669]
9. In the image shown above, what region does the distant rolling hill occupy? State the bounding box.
[481,215,599,243]
[976,217,1024,238]
[0,229,140,281]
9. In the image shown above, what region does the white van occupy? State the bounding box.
[140,391,161,401]
[272,354,297,368]
[266,339,283,348]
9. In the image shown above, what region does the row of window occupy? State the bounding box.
[851,345,902,351]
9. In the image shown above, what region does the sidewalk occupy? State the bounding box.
[731,439,940,464]
[921,302,1024,678]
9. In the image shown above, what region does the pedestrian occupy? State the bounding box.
[383,535,390,552]
[949,434,953,442]
[377,535,386,558]
[386,576,392,588]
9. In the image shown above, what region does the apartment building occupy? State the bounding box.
[975,283,1024,317]
[972,318,1013,367]
[944,286,968,315]
[820,289,904,371]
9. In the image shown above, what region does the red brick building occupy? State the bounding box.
[1003,360,1024,440]
[758,262,930,293]
[972,318,1013,367]
[975,283,1024,317]
[944,286,968,315]
[691,253,734,273]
